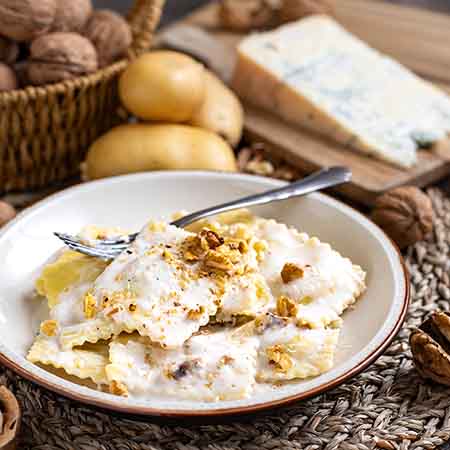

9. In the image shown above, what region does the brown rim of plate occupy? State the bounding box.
[0,173,410,418]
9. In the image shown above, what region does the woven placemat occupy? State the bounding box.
[1,187,450,450]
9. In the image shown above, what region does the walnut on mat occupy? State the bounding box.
[410,311,450,386]
[0,386,20,450]
[0,201,16,227]
[219,0,280,31]
[370,186,433,249]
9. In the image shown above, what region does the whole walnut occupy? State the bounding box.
[84,10,132,68]
[28,32,98,85]
[410,311,450,386]
[0,63,18,91]
[219,0,279,31]
[280,0,335,23]
[0,0,56,42]
[0,37,19,64]
[52,0,93,32]
[371,186,433,249]
[0,201,16,226]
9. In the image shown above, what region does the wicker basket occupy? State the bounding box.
[0,0,165,193]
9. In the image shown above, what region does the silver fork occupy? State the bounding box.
[55,167,351,260]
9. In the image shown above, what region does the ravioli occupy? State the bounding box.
[216,272,273,322]
[106,329,259,401]
[246,314,340,382]
[253,219,366,328]
[36,250,109,309]
[59,222,260,349]
[28,215,366,402]
[27,335,109,384]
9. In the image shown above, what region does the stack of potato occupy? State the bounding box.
[84,51,243,180]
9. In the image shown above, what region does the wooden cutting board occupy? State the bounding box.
[158,0,450,206]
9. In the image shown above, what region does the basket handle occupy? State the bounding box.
[127,0,166,58]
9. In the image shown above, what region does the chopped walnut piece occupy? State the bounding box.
[40,320,58,337]
[266,345,293,372]
[276,296,298,317]
[182,235,203,262]
[83,292,97,319]
[187,305,205,320]
[204,250,234,272]
[109,380,128,397]
[238,240,248,254]
[218,355,235,367]
[281,262,304,283]
[200,229,224,249]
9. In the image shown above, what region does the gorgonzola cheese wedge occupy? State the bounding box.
[233,15,450,168]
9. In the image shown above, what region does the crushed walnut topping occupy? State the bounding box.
[266,345,293,373]
[218,355,235,367]
[201,229,224,249]
[253,240,268,261]
[181,227,249,277]
[276,296,298,317]
[40,320,58,337]
[83,292,97,319]
[109,380,129,397]
[281,262,305,283]
[187,305,205,320]
[204,249,235,272]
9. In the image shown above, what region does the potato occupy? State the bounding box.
[84,123,237,180]
[189,70,244,147]
[119,51,206,122]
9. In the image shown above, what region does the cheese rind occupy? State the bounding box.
[233,15,450,168]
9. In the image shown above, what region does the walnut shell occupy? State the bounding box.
[410,311,450,386]
[0,201,16,225]
[0,64,18,92]
[0,386,20,450]
[0,0,56,42]
[52,0,93,32]
[0,37,19,65]
[279,0,335,23]
[83,10,132,68]
[28,32,98,85]
[13,61,30,88]
[219,0,279,31]
[370,186,433,249]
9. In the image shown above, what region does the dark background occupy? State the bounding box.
[98,0,450,25]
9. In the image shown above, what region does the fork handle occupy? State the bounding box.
[171,167,351,229]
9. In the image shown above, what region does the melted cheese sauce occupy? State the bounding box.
[28,214,366,402]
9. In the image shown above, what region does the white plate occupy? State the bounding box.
[0,171,408,418]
